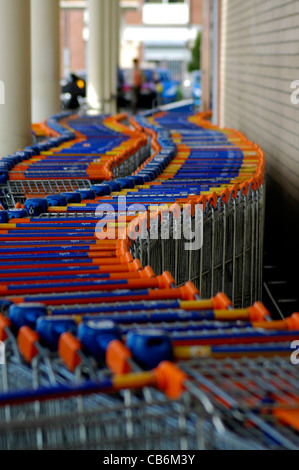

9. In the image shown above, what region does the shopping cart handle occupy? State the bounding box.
[9,303,48,331]
[36,317,77,350]
[0,170,9,184]
[46,195,67,208]
[90,184,111,196]
[7,208,29,219]
[77,320,122,362]
[107,181,122,192]
[0,162,11,171]
[0,160,14,170]
[76,189,96,201]
[131,175,145,185]
[24,198,49,217]
[115,178,135,189]
[0,211,9,223]
[126,329,174,370]
[61,192,82,204]
[0,299,13,313]
[0,364,185,405]
[0,378,115,407]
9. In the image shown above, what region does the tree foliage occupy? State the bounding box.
[188,31,201,72]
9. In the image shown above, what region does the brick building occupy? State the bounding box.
[60,0,202,82]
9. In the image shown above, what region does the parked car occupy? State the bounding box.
[60,72,86,109]
[192,70,202,107]
[155,69,179,104]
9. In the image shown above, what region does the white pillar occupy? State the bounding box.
[211,0,219,125]
[87,0,105,110]
[115,0,120,68]
[0,0,32,156]
[201,0,211,112]
[111,0,121,114]
[31,0,60,123]
[103,0,112,110]
[110,0,120,105]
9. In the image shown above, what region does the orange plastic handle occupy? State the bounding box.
[106,340,132,375]
[0,314,11,341]
[58,332,82,372]
[248,301,270,322]
[17,326,39,363]
[212,292,232,310]
[154,361,187,400]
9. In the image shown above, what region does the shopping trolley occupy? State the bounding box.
[0,103,274,451]
[1,309,298,450]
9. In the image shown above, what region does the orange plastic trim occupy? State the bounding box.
[0,314,11,341]
[154,361,187,400]
[58,332,82,372]
[212,292,232,310]
[286,313,299,331]
[17,326,39,362]
[248,302,271,322]
[106,340,132,375]
[180,282,199,300]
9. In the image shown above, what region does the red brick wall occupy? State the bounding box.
[190,0,202,25]
[60,9,85,77]
[70,11,85,72]
[60,11,65,76]
[125,7,143,25]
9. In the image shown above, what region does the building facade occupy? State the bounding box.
[122,0,202,82]
[60,0,202,83]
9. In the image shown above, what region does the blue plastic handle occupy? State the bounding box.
[24,198,49,216]
[78,320,121,362]
[0,211,9,223]
[2,156,18,166]
[0,162,10,170]
[36,317,77,350]
[107,181,122,192]
[0,171,9,184]
[7,153,23,163]
[122,177,136,188]
[137,173,151,183]
[60,192,82,204]
[131,175,145,186]
[0,378,114,406]
[7,209,29,219]
[0,161,16,170]
[46,195,68,207]
[115,178,131,190]
[91,184,111,196]
[76,189,96,200]
[9,303,48,330]
[126,329,174,370]
[0,299,13,311]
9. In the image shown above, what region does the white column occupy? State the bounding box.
[110,0,120,112]
[103,0,112,111]
[211,0,219,125]
[115,0,121,68]
[0,0,32,156]
[201,0,211,112]
[31,0,60,123]
[87,0,105,110]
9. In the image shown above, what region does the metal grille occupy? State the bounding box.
[8,179,91,195]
